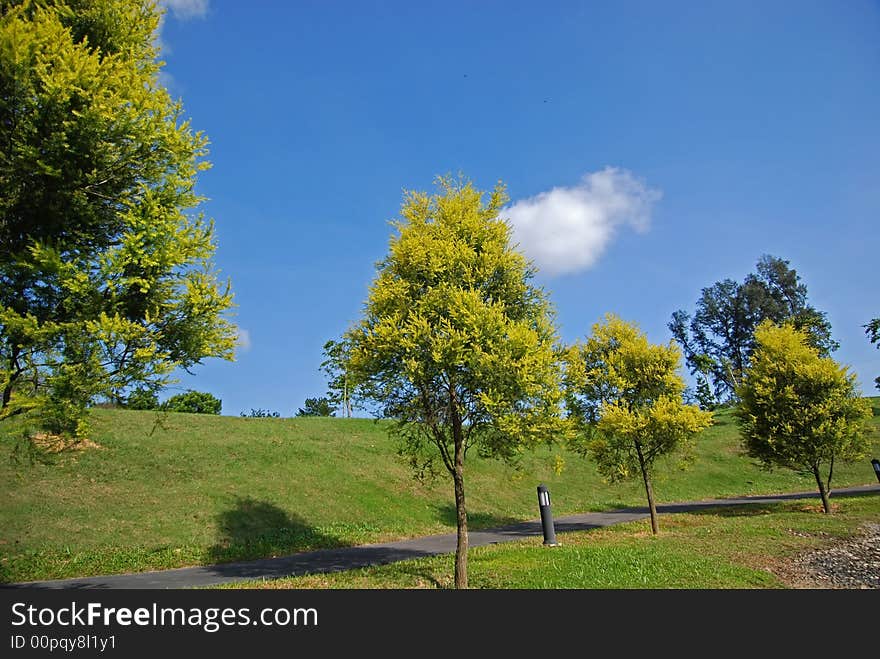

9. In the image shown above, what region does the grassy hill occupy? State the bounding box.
[2,399,878,583]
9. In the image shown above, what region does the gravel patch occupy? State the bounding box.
[789,523,880,589]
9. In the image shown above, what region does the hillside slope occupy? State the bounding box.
[2,401,878,582]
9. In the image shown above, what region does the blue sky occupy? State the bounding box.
[158,0,879,416]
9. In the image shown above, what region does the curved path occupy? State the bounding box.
[7,484,879,589]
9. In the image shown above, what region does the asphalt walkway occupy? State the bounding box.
[8,484,879,589]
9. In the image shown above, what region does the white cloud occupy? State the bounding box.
[154,2,208,62]
[161,0,209,20]
[504,167,662,276]
[236,328,252,353]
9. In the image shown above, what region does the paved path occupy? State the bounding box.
[7,484,879,589]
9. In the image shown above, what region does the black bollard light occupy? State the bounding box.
[872,458,880,484]
[537,484,558,546]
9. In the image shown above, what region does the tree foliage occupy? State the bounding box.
[866,318,880,346]
[125,387,159,411]
[669,255,836,402]
[735,322,871,513]
[295,396,335,417]
[320,339,353,417]
[162,390,221,415]
[0,0,236,437]
[866,317,880,391]
[565,314,712,534]
[329,174,567,588]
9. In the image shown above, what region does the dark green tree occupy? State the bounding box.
[161,390,221,415]
[669,255,836,401]
[866,317,880,391]
[692,353,717,411]
[295,397,336,417]
[126,387,159,411]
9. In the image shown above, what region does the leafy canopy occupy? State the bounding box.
[866,316,880,391]
[566,314,712,483]
[126,387,159,411]
[735,322,871,477]
[669,255,836,401]
[162,390,221,415]
[0,0,236,436]
[338,174,567,468]
[296,396,335,417]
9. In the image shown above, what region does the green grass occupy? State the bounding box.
[1,399,878,583]
[226,495,880,589]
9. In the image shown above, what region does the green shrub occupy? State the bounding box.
[241,408,280,418]
[126,388,160,411]
[162,391,222,415]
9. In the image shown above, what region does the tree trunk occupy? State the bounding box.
[635,441,659,534]
[450,388,467,589]
[2,346,20,410]
[453,446,468,589]
[1,381,11,410]
[813,464,831,514]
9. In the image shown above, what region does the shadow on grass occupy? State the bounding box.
[589,500,632,512]
[681,490,877,518]
[393,565,447,589]
[435,504,521,530]
[206,497,347,565]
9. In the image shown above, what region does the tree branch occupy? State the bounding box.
[418,381,453,474]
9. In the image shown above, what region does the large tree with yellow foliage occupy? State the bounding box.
[0,0,236,437]
[330,175,567,588]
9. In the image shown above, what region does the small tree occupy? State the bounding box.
[321,339,353,418]
[296,397,335,417]
[735,322,871,513]
[694,376,717,412]
[330,174,567,588]
[565,314,713,534]
[692,353,718,411]
[162,390,221,415]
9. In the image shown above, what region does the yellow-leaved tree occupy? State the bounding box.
[735,321,871,513]
[1,1,237,439]
[565,314,712,534]
[327,175,568,588]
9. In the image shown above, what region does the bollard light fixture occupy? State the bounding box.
[536,484,558,546]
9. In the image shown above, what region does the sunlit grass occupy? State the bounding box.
[2,399,877,582]
[226,495,880,589]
